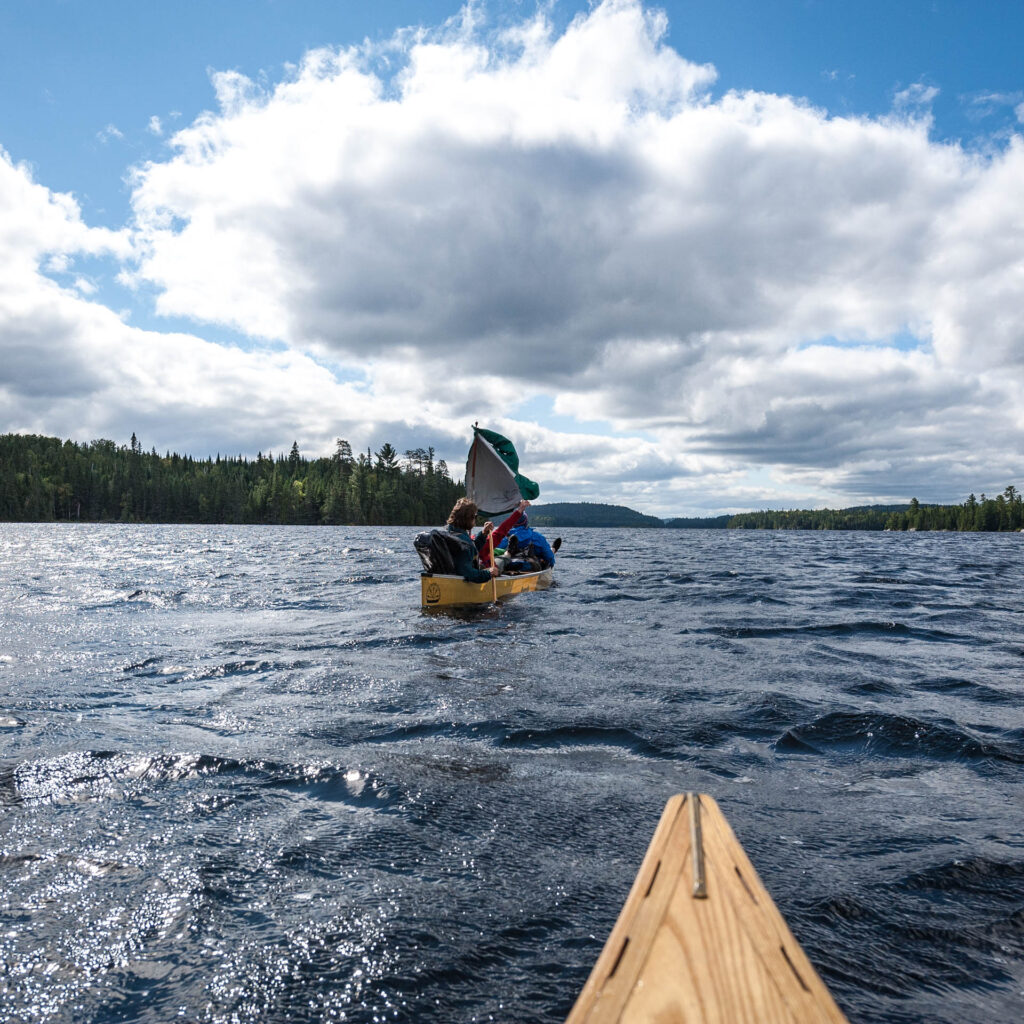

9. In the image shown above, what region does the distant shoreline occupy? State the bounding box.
[533,496,1024,533]
[2,433,1021,532]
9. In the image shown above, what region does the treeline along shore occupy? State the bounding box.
[1,433,1022,531]
[539,495,1024,532]
[524,498,1024,533]
[721,493,1024,532]
[0,433,463,525]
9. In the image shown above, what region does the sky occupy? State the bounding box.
[1,0,1023,517]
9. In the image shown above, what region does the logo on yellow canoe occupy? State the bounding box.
[425,582,442,604]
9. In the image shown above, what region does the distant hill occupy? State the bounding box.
[528,502,664,528]
[528,495,1024,532]
[664,515,732,529]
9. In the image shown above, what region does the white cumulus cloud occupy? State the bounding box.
[2,0,1024,515]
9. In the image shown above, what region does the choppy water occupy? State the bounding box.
[1,524,1022,1023]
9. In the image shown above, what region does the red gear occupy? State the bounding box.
[477,506,527,568]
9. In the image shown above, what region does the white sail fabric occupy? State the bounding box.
[466,433,522,515]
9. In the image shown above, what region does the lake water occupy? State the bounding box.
[1,524,1022,1023]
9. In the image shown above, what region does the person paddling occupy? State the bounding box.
[478,499,531,570]
[444,497,503,582]
[503,512,558,571]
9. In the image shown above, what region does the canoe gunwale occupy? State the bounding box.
[419,568,553,607]
[419,570,550,581]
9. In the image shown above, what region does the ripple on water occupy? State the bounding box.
[776,711,1024,769]
[0,524,1022,1024]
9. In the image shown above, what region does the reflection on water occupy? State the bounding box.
[1,524,1023,1023]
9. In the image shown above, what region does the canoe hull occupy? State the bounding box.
[420,568,553,607]
[567,793,850,1024]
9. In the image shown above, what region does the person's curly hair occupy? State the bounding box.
[447,498,478,531]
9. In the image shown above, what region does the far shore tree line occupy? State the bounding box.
[1,433,1021,532]
[721,490,1023,532]
[0,433,463,526]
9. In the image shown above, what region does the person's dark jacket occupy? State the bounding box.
[447,525,491,583]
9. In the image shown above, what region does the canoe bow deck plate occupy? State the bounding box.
[566,794,850,1024]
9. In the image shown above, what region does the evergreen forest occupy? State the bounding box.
[0,433,464,525]
[2,432,1022,532]
[724,492,1024,532]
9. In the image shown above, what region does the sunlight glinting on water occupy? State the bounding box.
[1,523,1023,1023]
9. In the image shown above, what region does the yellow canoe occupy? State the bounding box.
[420,568,553,607]
[567,794,850,1024]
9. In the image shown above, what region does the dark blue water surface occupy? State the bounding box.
[1,524,1023,1023]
